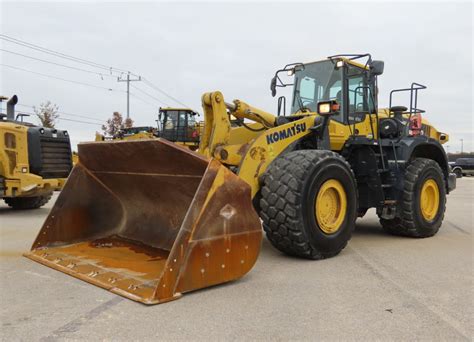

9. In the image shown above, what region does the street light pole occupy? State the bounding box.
[460,139,464,154]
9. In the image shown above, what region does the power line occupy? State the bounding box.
[0,34,136,77]
[16,104,104,122]
[1,63,124,92]
[57,109,103,122]
[130,84,170,107]
[129,92,161,108]
[18,110,102,126]
[0,48,116,79]
[142,78,191,108]
[1,34,191,110]
[57,117,103,126]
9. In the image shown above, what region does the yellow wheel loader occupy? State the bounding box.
[1,95,73,209]
[25,54,456,304]
[94,108,201,150]
[158,107,201,150]
[94,126,158,142]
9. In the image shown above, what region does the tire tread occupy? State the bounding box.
[260,150,356,259]
[4,192,53,210]
[380,158,446,237]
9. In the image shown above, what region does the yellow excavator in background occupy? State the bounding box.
[25,54,455,304]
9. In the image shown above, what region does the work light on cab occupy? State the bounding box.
[317,100,340,115]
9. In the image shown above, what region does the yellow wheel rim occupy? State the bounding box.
[420,178,440,221]
[315,179,347,234]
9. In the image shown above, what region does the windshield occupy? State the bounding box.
[164,110,178,123]
[292,60,343,120]
[163,110,196,129]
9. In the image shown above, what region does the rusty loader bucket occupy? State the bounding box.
[24,139,262,304]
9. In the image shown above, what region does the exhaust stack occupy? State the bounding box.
[6,95,18,121]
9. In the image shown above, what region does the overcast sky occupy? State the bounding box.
[0,1,472,152]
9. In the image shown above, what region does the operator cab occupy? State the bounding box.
[271,55,430,145]
[271,55,383,129]
[158,107,200,143]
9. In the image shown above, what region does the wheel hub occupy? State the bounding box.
[315,179,347,234]
[420,178,440,221]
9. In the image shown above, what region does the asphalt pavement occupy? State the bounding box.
[1,178,472,341]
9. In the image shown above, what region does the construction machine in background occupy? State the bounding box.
[158,107,201,150]
[25,54,455,304]
[1,95,73,209]
[95,107,201,150]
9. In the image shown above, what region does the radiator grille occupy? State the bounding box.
[38,136,72,178]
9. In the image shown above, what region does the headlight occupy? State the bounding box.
[317,100,340,116]
[318,103,331,114]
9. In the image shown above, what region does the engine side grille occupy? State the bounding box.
[39,137,73,178]
[28,127,73,179]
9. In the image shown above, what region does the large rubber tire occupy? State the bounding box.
[260,150,357,260]
[4,192,53,210]
[380,158,446,237]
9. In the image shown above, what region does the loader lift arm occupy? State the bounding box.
[200,91,317,197]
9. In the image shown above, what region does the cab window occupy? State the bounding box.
[348,76,365,113]
[329,80,344,123]
[329,80,342,99]
[178,111,187,127]
[346,65,376,117]
[187,114,196,126]
[164,110,178,129]
[299,76,317,111]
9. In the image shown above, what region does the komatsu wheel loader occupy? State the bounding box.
[25,54,455,304]
[1,95,73,209]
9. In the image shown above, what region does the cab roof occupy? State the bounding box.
[159,107,198,115]
[303,56,370,70]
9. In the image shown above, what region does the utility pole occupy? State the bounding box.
[117,72,141,119]
[460,139,464,154]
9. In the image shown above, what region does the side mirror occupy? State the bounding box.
[270,76,277,97]
[370,60,384,76]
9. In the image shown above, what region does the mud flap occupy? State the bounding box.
[24,139,262,304]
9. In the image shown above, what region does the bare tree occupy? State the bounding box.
[124,117,134,129]
[102,112,134,136]
[34,101,59,128]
